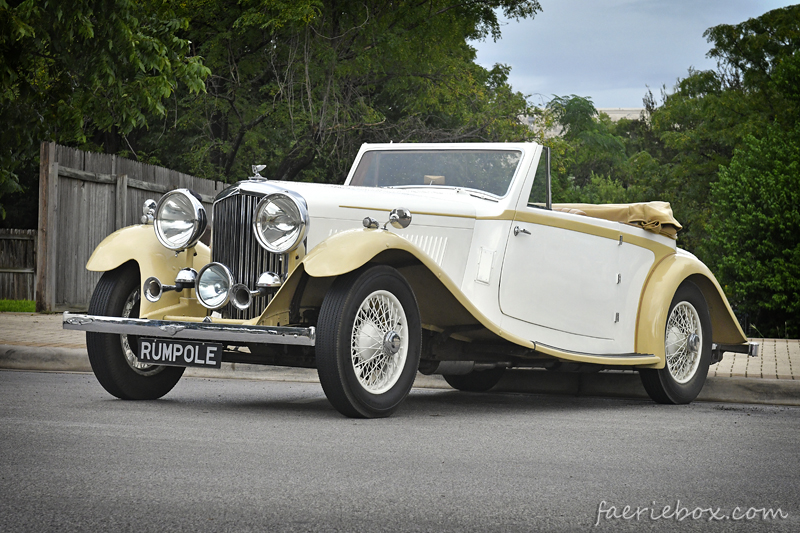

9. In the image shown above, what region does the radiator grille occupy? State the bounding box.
[212,192,285,320]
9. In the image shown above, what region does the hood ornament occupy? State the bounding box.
[251,165,267,180]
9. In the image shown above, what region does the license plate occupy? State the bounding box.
[137,338,223,369]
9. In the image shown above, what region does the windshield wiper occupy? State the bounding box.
[467,191,499,202]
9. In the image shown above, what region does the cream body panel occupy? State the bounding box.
[85,224,210,319]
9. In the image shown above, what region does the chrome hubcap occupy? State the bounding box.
[383,331,402,355]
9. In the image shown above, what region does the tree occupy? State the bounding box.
[533,5,800,335]
[642,5,800,254]
[0,0,210,222]
[535,95,647,205]
[129,0,541,184]
[707,124,800,337]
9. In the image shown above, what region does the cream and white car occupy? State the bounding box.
[64,142,757,417]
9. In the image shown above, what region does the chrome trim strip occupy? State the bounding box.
[534,341,656,361]
[63,312,315,346]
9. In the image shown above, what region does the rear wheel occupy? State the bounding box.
[316,266,421,418]
[86,263,184,400]
[443,368,505,392]
[640,281,711,404]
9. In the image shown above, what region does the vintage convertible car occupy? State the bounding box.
[63,142,758,417]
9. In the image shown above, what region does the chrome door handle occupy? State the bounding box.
[513,226,531,236]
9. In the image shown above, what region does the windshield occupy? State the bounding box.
[349,150,522,197]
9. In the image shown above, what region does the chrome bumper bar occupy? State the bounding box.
[62,312,315,346]
[712,341,759,358]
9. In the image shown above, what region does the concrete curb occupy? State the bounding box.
[1,344,798,405]
[0,345,92,373]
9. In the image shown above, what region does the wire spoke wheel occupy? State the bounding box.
[86,263,184,400]
[664,301,702,384]
[317,265,421,418]
[639,281,711,404]
[351,290,408,394]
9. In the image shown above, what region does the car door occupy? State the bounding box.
[498,211,621,341]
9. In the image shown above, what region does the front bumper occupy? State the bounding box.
[62,312,316,346]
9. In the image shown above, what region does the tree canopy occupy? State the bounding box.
[533,4,800,336]
[128,0,541,183]
[0,0,210,217]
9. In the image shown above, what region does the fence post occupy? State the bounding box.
[115,174,128,230]
[36,142,58,312]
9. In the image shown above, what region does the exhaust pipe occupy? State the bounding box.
[419,361,505,376]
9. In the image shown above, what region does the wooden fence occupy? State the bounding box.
[0,229,37,300]
[37,142,225,312]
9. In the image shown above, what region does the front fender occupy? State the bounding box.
[259,228,469,329]
[302,228,440,277]
[86,225,210,318]
[636,252,747,367]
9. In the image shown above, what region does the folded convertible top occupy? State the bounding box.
[552,201,682,239]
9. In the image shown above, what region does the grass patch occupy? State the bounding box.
[0,299,35,312]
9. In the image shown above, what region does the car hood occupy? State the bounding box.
[221,179,479,227]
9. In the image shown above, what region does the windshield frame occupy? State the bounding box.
[346,148,525,200]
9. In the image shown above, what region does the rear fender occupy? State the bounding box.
[86,225,210,318]
[636,252,747,368]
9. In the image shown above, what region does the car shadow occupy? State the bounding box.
[140,379,660,420]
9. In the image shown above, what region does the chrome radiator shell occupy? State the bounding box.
[211,189,286,320]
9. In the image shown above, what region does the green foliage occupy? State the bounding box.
[534,95,643,205]
[536,5,800,335]
[128,0,540,183]
[707,124,800,338]
[0,299,35,312]
[0,0,210,219]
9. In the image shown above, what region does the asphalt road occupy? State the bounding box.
[1,371,799,533]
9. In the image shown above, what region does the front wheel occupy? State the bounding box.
[86,263,184,400]
[640,281,712,404]
[316,265,421,418]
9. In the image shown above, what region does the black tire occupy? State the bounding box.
[86,263,184,400]
[443,367,505,392]
[640,281,712,404]
[316,265,421,418]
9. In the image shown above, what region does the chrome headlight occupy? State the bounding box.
[253,193,309,253]
[154,189,207,251]
[196,262,233,309]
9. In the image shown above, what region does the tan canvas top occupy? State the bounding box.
[552,201,682,239]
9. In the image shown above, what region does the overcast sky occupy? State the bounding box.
[471,0,797,109]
